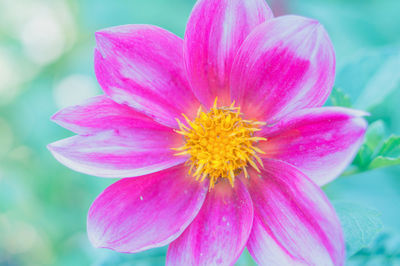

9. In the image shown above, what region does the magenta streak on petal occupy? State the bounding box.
[230,15,335,123]
[258,107,368,185]
[47,123,186,178]
[235,45,311,119]
[246,159,345,266]
[87,164,208,253]
[51,95,163,135]
[94,25,200,129]
[184,0,273,108]
[166,179,253,266]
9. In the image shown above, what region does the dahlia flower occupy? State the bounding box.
[48,0,367,265]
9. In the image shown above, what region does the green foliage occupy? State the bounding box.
[330,87,352,108]
[363,121,387,152]
[329,46,400,173]
[348,231,400,265]
[334,202,383,257]
[353,120,386,169]
[369,136,400,169]
[352,121,400,171]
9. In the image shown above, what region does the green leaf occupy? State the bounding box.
[330,87,352,107]
[369,135,400,169]
[369,156,400,169]
[353,120,386,169]
[333,202,383,257]
[348,231,400,265]
[354,145,374,169]
[363,120,386,151]
[377,135,400,156]
[352,121,400,171]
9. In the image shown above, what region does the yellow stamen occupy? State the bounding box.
[173,98,266,189]
[242,166,249,179]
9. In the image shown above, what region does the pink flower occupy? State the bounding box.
[48,0,368,265]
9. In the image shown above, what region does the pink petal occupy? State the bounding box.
[51,95,162,135]
[95,25,200,129]
[47,125,185,178]
[87,165,208,253]
[166,179,253,266]
[184,0,273,107]
[258,107,367,185]
[246,159,345,266]
[230,15,335,123]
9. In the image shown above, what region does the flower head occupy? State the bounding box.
[174,98,266,188]
[49,0,367,265]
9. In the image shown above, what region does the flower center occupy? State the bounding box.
[173,99,266,189]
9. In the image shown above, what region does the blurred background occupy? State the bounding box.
[0,0,399,265]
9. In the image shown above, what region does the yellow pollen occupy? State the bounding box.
[173,98,266,189]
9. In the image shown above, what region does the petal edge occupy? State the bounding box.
[88,165,208,253]
[258,107,367,185]
[246,159,345,266]
[166,179,253,266]
[184,0,273,107]
[230,15,335,123]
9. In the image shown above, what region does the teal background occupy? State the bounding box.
[0,0,399,265]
